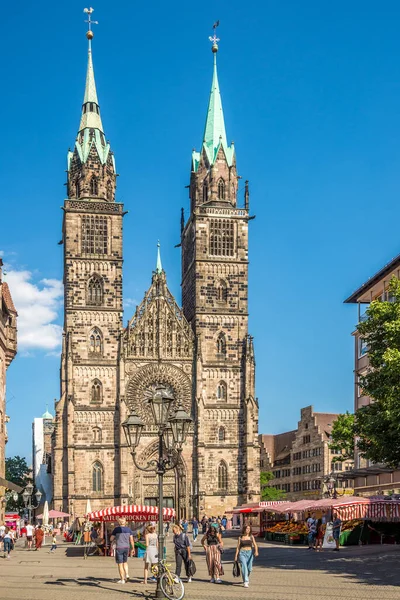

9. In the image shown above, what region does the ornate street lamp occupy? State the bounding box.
[22,484,42,523]
[123,388,192,599]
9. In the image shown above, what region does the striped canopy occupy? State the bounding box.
[86,504,176,522]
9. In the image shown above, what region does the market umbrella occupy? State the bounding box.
[42,501,49,527]
[36,509,70,519]
[85,499,92,516]
[86,504,176,522]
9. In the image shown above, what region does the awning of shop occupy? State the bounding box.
[86,504,176,522]
[0,477,23,493]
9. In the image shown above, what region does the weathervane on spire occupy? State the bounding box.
[84,7,98,40]
[209,20,220,53]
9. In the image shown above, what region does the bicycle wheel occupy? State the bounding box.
[159,573,184,600]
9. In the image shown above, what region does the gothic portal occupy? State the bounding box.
[52,26,260,519]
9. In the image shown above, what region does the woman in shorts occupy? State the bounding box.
[143,524,158,585]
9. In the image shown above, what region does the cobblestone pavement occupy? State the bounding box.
[0,534,399,599]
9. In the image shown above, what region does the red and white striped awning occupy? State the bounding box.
[86,504,176,522]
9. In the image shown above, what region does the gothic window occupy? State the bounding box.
[216,333,227,356]
[89,327,103,354]
[209,219,234,257]
[218,461,228,490]
[90,176,99,196]
[217,381,227,401]
[87,275,103,305]
[166,315,173,357]
[138,332,145,356]
[216,280,228,302]
[75,180,80,198]
[91,379,102,404]
[81,215,108,254]
[218,426,226,442]
[92,427,102,443]
[176,332,182,357]
[203,182,208,203]
[218,178,225,200]
[147,317,154,355]
[106,180,113,201]
[92,461,103,492]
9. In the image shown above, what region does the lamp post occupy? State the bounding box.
[323,473,344,499]
[22,483,42,523]
[122,386,192,599]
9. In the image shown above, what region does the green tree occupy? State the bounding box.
[329,412,355,462]
[260,471,286,501]
[355,277,400,467]
[5,456,30,513]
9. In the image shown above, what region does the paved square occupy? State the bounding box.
[1,534,399,599]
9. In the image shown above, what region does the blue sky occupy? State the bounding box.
[2,1,400,461]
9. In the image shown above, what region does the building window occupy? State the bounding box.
[216,333,227,356]
[90,176,99,196]
[218,461,228,490]
[303,435,311,444]
[92,427,102,443]
[209,219,234,257]
[75,180,80,198]
[216,280,228,302]
[216,381,227,401]
[89,327,103,354]
[81,215,108,254]
[358,337,368,357]
[293,452,301,461]
[217,179,225,200]
[91,379,102,404]
[106,180,113,201]
[203,183,208,203]
[92,461,103,492]
[87,275,103,305]
[218,427,225,442]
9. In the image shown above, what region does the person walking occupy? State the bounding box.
[201,516,207,535]
[3,527,13,559]
[26,522,34,550]
[192,517,199,542]
[172,524,192,583]
[143,524,158,585]
[201,523,224,584]
[34,526,44,551]
[315,519,324,552]
[306,513,317,549]
[234,524,258,588]
[49,533,57,553]
[332,515,342,551]
[110,517,135,584]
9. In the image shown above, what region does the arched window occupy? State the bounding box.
[92,461,103,492]
[217,381,227,401]
[218,427,225,442]
[203,183,208,203]
[75,180,80,198]
[92,427,102,443]
[89,327,103,354]
[91,379,102,404]
[216,332,226,356]
[90,176,99,196]
[87,275,103,305]
[106,180,113,201]
[218,179,225,200]
[218,461,228,490]
[216,280,228,303]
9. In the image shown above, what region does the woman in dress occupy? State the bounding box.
[234,524,258,588]
[201,523,224,584]
[315,519,324,552]
[143,524,158,585]
[34,526,44,550]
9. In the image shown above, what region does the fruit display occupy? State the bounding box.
[341,519,363,532]
[266,521,308,535]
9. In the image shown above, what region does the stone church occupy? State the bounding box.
[52,27,260,519]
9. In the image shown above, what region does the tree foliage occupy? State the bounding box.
[354,277,400,467]
[260,471,286,501]
[329,412,355,461]
[5,455,30,512]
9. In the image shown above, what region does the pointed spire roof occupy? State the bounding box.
[79,39,104,132]
[156,241,163,274]
[192,39,235,172]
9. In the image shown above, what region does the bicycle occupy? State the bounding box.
[151,559,185,600]
[83,542,104,559]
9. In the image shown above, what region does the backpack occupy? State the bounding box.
[184,533,193,550]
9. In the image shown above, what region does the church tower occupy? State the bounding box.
[53,13,124,515]
[181,30,260,515]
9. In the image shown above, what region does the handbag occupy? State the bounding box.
[233,560,241,578]
[186,558,197,576]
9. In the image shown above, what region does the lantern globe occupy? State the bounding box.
[150,386,174,426]
[25,482,34,496]
[169,404,192,447]
[35,489,42,504]
[122,409,145,449]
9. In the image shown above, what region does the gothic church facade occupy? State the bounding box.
[52,29,260,518]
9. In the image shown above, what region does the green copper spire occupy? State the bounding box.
[192,26,235,172]
[156,241,163,274]
[79,39,104,133]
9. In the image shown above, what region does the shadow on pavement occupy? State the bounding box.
[45,577,154,598]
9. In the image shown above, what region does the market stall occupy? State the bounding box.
[232,501,288,536]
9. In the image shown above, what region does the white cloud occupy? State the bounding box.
[5,269,63,351]
[124,297,139,309]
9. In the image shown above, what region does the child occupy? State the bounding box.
[49,533,57,553]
